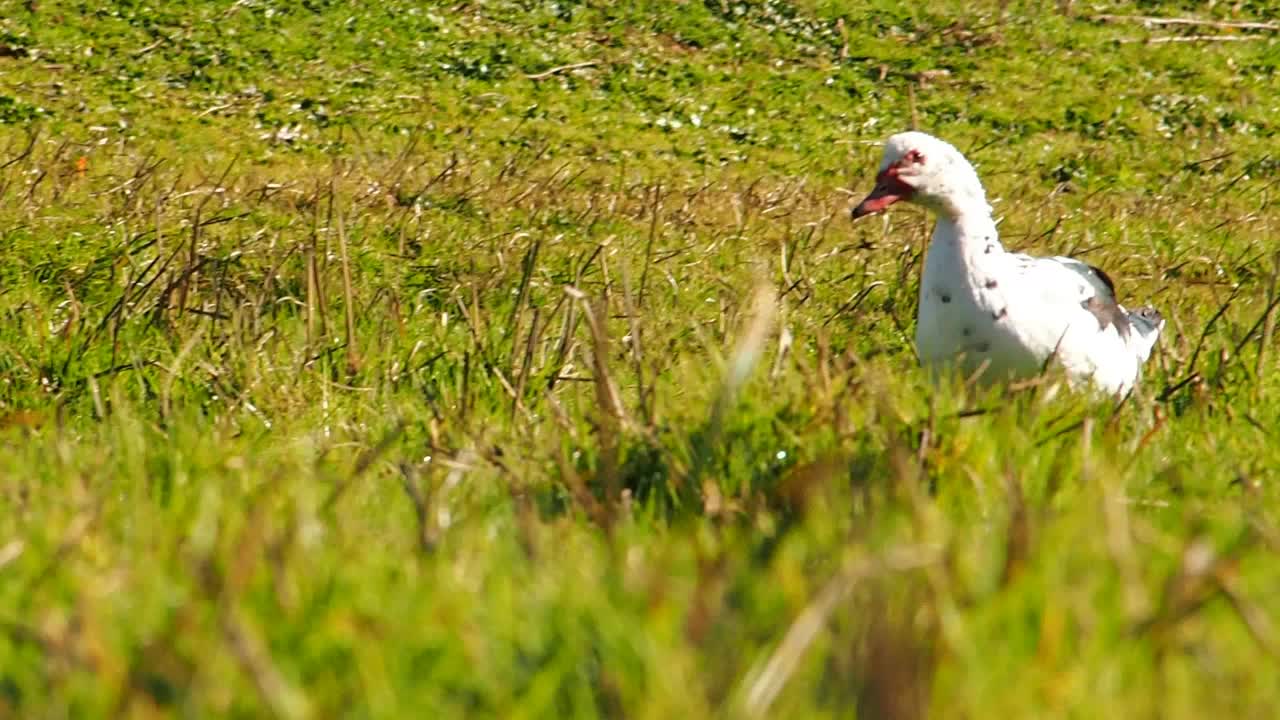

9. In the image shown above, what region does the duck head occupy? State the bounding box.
[851,132,991,220]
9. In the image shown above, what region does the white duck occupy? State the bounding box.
[851,131,1163,395]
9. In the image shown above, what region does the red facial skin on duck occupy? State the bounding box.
[851,156,919,218]
[851,172,913,217]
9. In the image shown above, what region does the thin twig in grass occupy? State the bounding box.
[67,239,188,374]
[687,283,777,490]
[999,466,1030,587]
[497,137,548,182]
[377,122,429,197]
[822,281,885,327]
[917,394,936,472]
[1122,406,1168,472]
[397,462,436,552]
[1160,284,1242,400]
[25,509,98,595]
[505,234,541,375]
[0,127,37,171]
[22,138,69,204]
[1255,251,1280,380]
[93,154,164,207]
[461,349,472,424]
[771,322,794,379]
[528,290,565,372]
[159,327,207,419]
[1157,372,1200,403]
[684,545,730,646]
[1102,474,1150,621]
[524,60,599,80]
[149,253,215,329]
[1034,417,1086,448]
[132,35,168,57]
[1104,387,1134,433]
[468,258,487,347]
[547,302,579,393]
[550,425,609,527]
[638,183,662,309]
[567,285,628,528]
[334,195,360,375]
[551,164,590,196]
[507,160,576,207]
[452,294,523,405]
[547,247,601,391]
[1218,571,1280,660]
[738,544,940,719]
[85,375,107,418]
[1079,417,1094,484]
[305,204,322,346]
[200,558,312,720]
[252,241,301,326]
[778,275,807,302]
[405,153,460,205]
[1136,531,1271,662]
[512,306,542,419]
[1219,289,1280,384]
[1140,542,1218,632]
[617,262,653,427]
[962,357,994,391]
[194,153,239,214]
[887,240,925,347]
[730,177,764,237]
[89,359,157,380]
[1242,413,1274,439]
[574,242,605,285]
[57,278,82,346]
[185,307,230,321]
[1184,150,1235,171]
[1215,165,1263,199]
[322,420,406,512]
[1093,14,1280,31]
[208,249,234,339]
[178,155,238,326]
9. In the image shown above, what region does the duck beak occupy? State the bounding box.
[851,173,912,219]
[851,188,903,218]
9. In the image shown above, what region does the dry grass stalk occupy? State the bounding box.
[334,198,359,374]
[1093,14,1280,32]
[738,545,940,719]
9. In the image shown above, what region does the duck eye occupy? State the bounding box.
[905,149,925,164]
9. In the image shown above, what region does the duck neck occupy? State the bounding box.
[932,204,1003,258]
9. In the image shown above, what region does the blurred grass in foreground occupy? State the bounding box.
[1,1,1279,717]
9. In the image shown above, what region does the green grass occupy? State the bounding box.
[1,0,1279,717]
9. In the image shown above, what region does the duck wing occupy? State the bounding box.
[1007,253,1164,362]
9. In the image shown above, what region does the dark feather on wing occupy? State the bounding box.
[1084,264,1117,299]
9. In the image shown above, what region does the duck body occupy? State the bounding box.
[853,132,1163,395]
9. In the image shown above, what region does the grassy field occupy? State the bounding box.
[1,1,1279,717]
